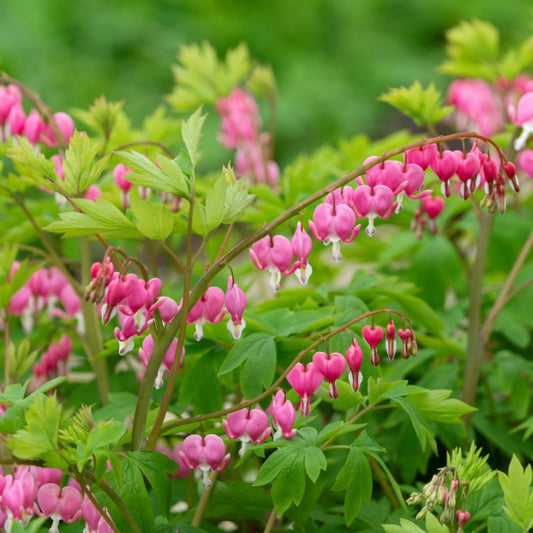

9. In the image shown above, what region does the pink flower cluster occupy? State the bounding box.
[32,334,72,387]
[8,265,83,335]
[187,276,247,341]
[217,88,279,186]
[0,84,74,147]
[249,222,313,291]
[174,391,298,485]
[0,466,112,533]
[85,257,183,389]
[287,320,416,416]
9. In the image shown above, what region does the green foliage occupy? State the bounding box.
[168,42,252,110]
[44,197,141,238]
[380,80,453,127]
[498,456,533,531]
[62,131,108,196]
[439,19,533,81]
[73,96,124,137]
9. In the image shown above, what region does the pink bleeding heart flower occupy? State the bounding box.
[139,334,183,389]
[223,407,271,456]
[511,91,533,150]
[447,79,503,136]
[45,112,75,147]
[24,109,46,145]
[187,286,226,341]
[325,186,354,208]
[456,510,471,530]
[249,234,295,291]
[430,150,460,197]
[291,221,313,285]
[235,138,280,186]
[120,276,161,332]
[101,273,138,324]
[7,104,25,137]
[455,150,481,199]
[386,319,396,360]
[404,144,438,171]
[217,88,261,148]
[179,434,230,487]
[362,324,384,367]
[397,328,413,359]
[503,161,519,192]
[351,184,395,237]
[0,84,22,125]
[369,159,407,196]
[286,362,324,416]
[268,390,297,440]
[149,296,180,325]
[312,351,346,399]
[36,483,82,531]
[114,163,133,208]
[346,338,364,392]
[421,196,445,234]
[400,162,430,205]
[114,313,146,355]
[225,276,246,340]
[309,202,360,261]
[155,443,191,479]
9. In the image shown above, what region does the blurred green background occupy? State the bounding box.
[2,0,533,164]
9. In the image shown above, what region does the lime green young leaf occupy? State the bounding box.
[191,203,208,237]
[439,19,501,80]
[181,108,206,167]
[129,195,174,240]
[221,165,255,223]
[382,519,426,533]
[7,394,66,467]
[7,138,57,189]
[246,63,277,99]
[499,37,533,79]
[168,42,252,110]
[115,150,188,196]
[44,198,140,239]
[426,512,450,533]
[380,80,453,127]
[72,96,123,136]
[62,131,107,195]
[498,455,533,531]
[204,175,227,231]
[407,389,476,424]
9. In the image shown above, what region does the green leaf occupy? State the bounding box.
[380,80,452,127]
[383,519,426,533]
[115,150,188,196]
[426,512,449,533]
[129,195,174,240]
[303,447,326,483]
[128,451,177,518]
[181,108,206,167]
[271,453,306,513]
[119,456,155,533]
[407,389,476,424]
[219,333,275,375]
[7,138,57,189]
[72,96,123,136]
[246,63,277,99]
[221,165,255,223]
[498,455,533,531]
[332,447,372,525]
[44,198,140,238]
[254,445,304,487]
[62,131,107,195]
[439,19,501,80]
[204,174,227,230]
[167,42,252,110]
[239,339,276,399]
[7,394,66,467]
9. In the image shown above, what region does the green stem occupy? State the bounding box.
[368,455,401,510]
[191,471,218,527]
[131,131,503,447]
[461,212,494,418]
[263,506,278,533]
[80,237,110,405]
[111,140,175,158]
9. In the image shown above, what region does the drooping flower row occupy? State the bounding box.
[0,465,113,533]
